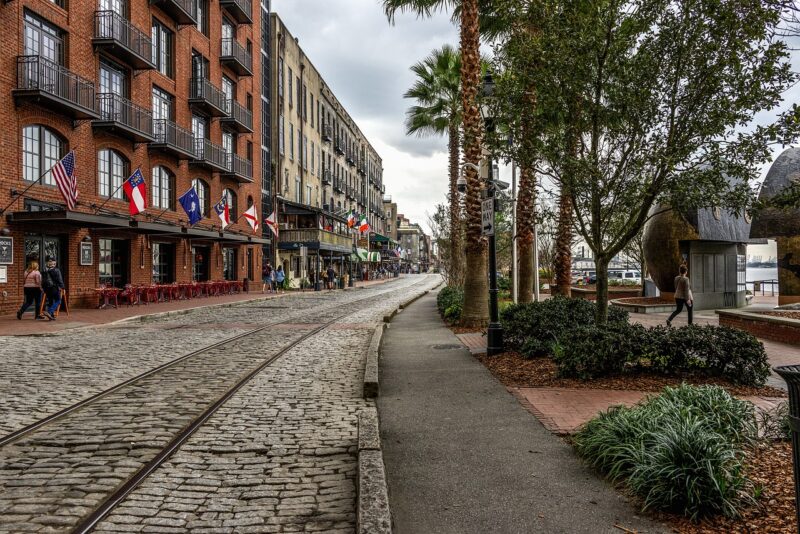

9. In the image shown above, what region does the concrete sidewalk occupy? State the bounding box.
[378,292,668,534]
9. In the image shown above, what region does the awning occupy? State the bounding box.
[370,233,392,243]
[8,210,131,229]
[356,249,381,262]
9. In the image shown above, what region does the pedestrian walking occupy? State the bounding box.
[667,264,693,326]
[262,262,273,293]
[42,256,64,321]
[275,265,285,294]
[17,260,44,320]
[326,265,336,290]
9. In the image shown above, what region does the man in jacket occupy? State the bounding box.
[42,255,65,320]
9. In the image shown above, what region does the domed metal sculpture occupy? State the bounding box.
[750,147,800,305]
[643,194,752,310]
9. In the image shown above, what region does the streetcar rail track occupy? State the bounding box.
[0,281,414,449]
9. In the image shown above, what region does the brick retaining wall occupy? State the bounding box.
[717,310,800,346]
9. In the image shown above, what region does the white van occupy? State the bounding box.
[609,270,642,285]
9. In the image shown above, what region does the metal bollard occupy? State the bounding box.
[774,365,800,534]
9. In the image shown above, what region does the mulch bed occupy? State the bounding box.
[477,351,787,398]
[665,441,796,534]
[757,311,800,320]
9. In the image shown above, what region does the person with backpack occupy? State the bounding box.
[326,265,336,290]
[41,256,64,320]
[17,260,44,320]
[262,262,273,294]
[274,265,285,294]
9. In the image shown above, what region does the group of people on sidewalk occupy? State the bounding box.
[260,262,286,294]
[18,256,65,321]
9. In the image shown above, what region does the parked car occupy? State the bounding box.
[608,270,642,285]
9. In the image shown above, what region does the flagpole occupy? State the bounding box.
[150,206,171,223]
[94,167,139,214]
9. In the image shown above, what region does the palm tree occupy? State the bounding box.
[384,0,488,327]
[404,45,464,286]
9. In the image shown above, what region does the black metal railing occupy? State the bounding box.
[152,119,195,156]
[226,99,253,130]
[190,78,228,115]
[322,168,332,185]
[16,55,97,115]
[96,93,153,138]
[224,153,253,180]
[335,139,345,155]
[193,138,228,169]
[322,123,332,142]
[220,38,252,73]
[219,0,252,22]
[150,0,197,24]
[94,11,153,65]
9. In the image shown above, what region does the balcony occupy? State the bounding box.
[333,179,343,193]
[322,123,332,142]
[220,38,252,76]
[220,99,253,133]
[220,0,252,24]
[221,153,253,183]
[14,56,98,119]
[190,138,229,172]
[150,119,195,159]
[93,11,155,70]
[189,78,229,117]
[150,0,197,25]
[322,169,332,185]
[381,184,386,194]
[93,93,154,142]
[358,161,367,176]
[334,139,345,156]
[346,150,355,166]
[278,228,352,254]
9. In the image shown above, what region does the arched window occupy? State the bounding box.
[223,188,237,222]
[246,195,254,208]
[22,125,65,187]
[98,149,128,199]
[192,178,210,216]
[152,166,174,209]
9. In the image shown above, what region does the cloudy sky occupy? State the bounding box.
[271,1,800,260]
[272,0,458,233]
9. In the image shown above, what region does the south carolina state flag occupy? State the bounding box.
[122,168,146,215]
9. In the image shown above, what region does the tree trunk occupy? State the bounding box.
[516,164,535,302]
[595,256,609,324]
[459,0,488,327]
[552,189,573,297]
[448,122,463,288]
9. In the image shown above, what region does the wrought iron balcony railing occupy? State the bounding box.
[220,38,252,76]
[14,56,98,119]
[220,99,253,133]
[191,138,229,172]
[93,11,155,70]
[189,77,229,117]
[221,153,253,183]
[219,0,252,24]
[94,93,154,142]
[150,119,196,159]
[150,0,197,25]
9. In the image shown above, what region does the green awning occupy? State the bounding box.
[356,248,369,261]
[370,233,391,243]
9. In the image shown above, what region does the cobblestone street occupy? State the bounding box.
[0,275,441,532]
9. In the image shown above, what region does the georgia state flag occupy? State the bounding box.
[123,168,146,215]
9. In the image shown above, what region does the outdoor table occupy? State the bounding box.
[95,287,120,309]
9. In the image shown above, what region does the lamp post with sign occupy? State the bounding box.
[480,73,504,356]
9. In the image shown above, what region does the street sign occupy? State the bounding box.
[481,198,494,236]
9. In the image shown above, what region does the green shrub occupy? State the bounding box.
[497,276,511,291]
[758,401,790,441]
[437,286,463,316]
[443,303,462,323]
[574,384,758,520]
[500,297,629,356]
[555,323,770,387]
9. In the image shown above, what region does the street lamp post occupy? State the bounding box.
[481,73,504,356]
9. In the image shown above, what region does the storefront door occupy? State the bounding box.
[192,245,210,281]
[222,248,237,280]
[98,238,128,288]
[24,234,63,280]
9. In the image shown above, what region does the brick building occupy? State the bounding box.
[0,0,270,312]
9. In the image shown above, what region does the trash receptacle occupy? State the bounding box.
[774,364,800,532]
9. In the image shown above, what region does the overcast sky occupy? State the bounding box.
[272,0,458,234]
[271,1,800,260]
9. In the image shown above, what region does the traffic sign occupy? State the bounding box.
[481,198,494,236]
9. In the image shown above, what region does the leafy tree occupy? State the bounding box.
[405,45,464,286]
[384,0,489,326]
[493,0,800,322]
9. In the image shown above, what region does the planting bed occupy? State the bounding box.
[478,351,786,398]
[611,296,675,313]
[718,309,800,346]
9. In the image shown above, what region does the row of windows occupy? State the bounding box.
[22,125,240,219]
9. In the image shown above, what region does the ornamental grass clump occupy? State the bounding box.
[573,384,758,520]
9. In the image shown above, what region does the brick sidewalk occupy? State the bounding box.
[456,332,486,354]
[510,387,785,435]
[0,277,394,336]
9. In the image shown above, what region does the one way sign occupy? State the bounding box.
[481,198,494,236]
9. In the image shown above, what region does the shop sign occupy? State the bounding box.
[80,242,93,266]
[0,237,12,264]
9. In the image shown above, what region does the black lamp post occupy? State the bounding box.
[480,73,504,356]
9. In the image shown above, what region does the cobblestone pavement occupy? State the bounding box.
[0,277,422,437]
[0,274,440,532]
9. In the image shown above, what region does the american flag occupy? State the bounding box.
[52,151,78,210]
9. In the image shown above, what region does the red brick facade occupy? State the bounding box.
[0,0,265,312]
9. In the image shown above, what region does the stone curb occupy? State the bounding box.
[357,408,392,534]
[109,294,281,325]
[363,323,385,399]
